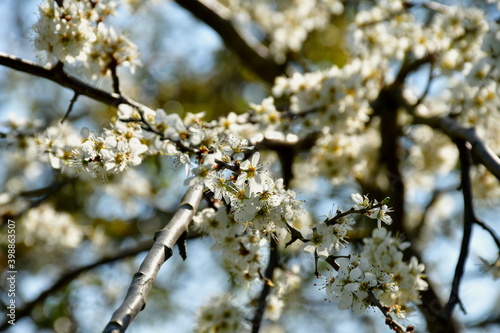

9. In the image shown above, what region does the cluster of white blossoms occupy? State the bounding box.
[194,266,301,331]
[301,214,354,258]
[325,228,427,318]
[325,254,396,315]
[301,194,393,258]
[38,105,150,181]
[229,0,344,63]
[262,266,302,322]
[195,294,249,333]
[361,228,428,317]
[233,0,500,190]
[32,0,139,78]
[21,203,84,251]
[194,206,268,285]
[268,58,385,181]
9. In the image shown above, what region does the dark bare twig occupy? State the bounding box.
[177,230,189,261]
[0,52,127,107]
[18,178,75,213]
[61,92,80,123]
[103,185,203,333]
[251,237,279,333]
[0,240,153,331]
[413,187,455,241]
[325,201,386,225]
[442,139,475,326]
[474,219,500,250]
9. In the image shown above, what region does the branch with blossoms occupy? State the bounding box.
[326,195,392,228]
[323,256,415,333]
[366,289,414,333]
[0,0,147,115]
[0,53,126,108]
[317,225,428,329]
[287,194,392,252]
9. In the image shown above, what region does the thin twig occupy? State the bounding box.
[413,187,455,241]
[284,221,307,247]
[61,92,80,123]
[325,202,385,225]
[474,219,500,250]
[251,237,279,333]
[443,139,475,324]
[103,185,203,333]
[367,289,412,333]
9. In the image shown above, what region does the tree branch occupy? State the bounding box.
[251,237,279,333]
[0,240,153,331]
[61,91,80,123]
[102,185,204,333]
[442,139,475,326]
[411,114,500,181]
[0,52,128,107]
[173,0,286,84]
[474,219,500,250]
[366,289,413,333]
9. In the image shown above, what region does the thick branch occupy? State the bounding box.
[0,52,127,107]
[442,139,475,326]
[173,0,286,84]
[103,185,203,333]
[0,240,153,331]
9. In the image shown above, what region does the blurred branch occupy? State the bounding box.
[173,0,286,84]
[17,177,75,213]
[407,114,500,181]
[251,237,279,333]
[413,187,455,242]
[404,246,459,333]
[397,92,500,181]
[61,92,80,123]
[442,139,475,326]
[0,240,153,331]
[103,185,204,333]
[474,219,500,250]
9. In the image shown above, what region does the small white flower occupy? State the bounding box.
[351,193,370,208]
[370,203,393,228]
